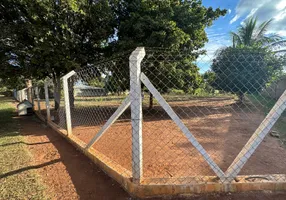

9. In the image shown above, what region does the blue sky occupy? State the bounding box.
[197,0,286,72]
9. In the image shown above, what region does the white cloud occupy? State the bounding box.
[230,15,239,24]
[276,0,286,10]
[228,9,232,14]
[245,8,259,20]
[230,0,286,37]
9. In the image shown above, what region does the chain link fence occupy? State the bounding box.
[14,47,286,188]
[65,51,133,177]
[140,48,286,184]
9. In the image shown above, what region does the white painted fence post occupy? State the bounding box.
[63,71,76,136]
[35,87,41,113]
[129,47,146,183]
[44,81,51,122]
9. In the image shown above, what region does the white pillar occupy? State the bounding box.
[129,47,146,183]
[44,81,51,122]
[63,71,76,136]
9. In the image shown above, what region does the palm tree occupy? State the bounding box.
[267,39,286,55]
[231,17,281,47]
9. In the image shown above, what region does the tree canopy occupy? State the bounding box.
[211,46,283,102]
[0,0,116,82]
[108,0,226,107]
[0,0,227,108]
[111,0,226,51]
[210,16,285,103]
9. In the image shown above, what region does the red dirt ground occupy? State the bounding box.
[68,97,286,182]
[17,109,286,199]
[19,116,130,200]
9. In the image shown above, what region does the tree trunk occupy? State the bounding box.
[25,79,32,103]
[53,76,61,111]
[238,92,244,104]
[68,77,75,108]
[52,76,61,122]
[149,92,153,109]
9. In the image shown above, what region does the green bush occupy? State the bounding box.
[168,89,185,95]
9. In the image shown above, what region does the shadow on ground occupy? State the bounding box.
[18,115,131,200]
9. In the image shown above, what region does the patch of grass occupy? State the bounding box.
[0,97,48,199]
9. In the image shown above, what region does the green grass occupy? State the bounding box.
[0,96,48,199]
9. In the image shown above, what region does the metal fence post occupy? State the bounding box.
[44,80,51,122]
[63,71,76,136]
[129,47,146,183]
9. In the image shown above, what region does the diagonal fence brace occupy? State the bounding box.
[140,72,226,180]
[85,95,131,150]
[224,89,286,182]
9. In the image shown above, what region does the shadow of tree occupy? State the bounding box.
[0,159,61,179]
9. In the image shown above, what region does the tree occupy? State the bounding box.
[1,0,227,110]
[0,0,116,109]
[231,17,281,47]
[109,0,227,108]
[211,16,284,103]
[202,70,216,93]
[211,46,283,103]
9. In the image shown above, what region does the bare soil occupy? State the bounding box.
[19,116,130,200]
[69,97,286,181]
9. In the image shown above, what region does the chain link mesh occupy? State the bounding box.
[67,51,133,177]
[14,47,286,186]
[140,48,286,184]
[45,79,67,129]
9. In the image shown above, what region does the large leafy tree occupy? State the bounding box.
[211,17,284,103]
[211,46,283,102]
[1,0,226,110]
[0,0,116,109]
[108,0,227,108]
